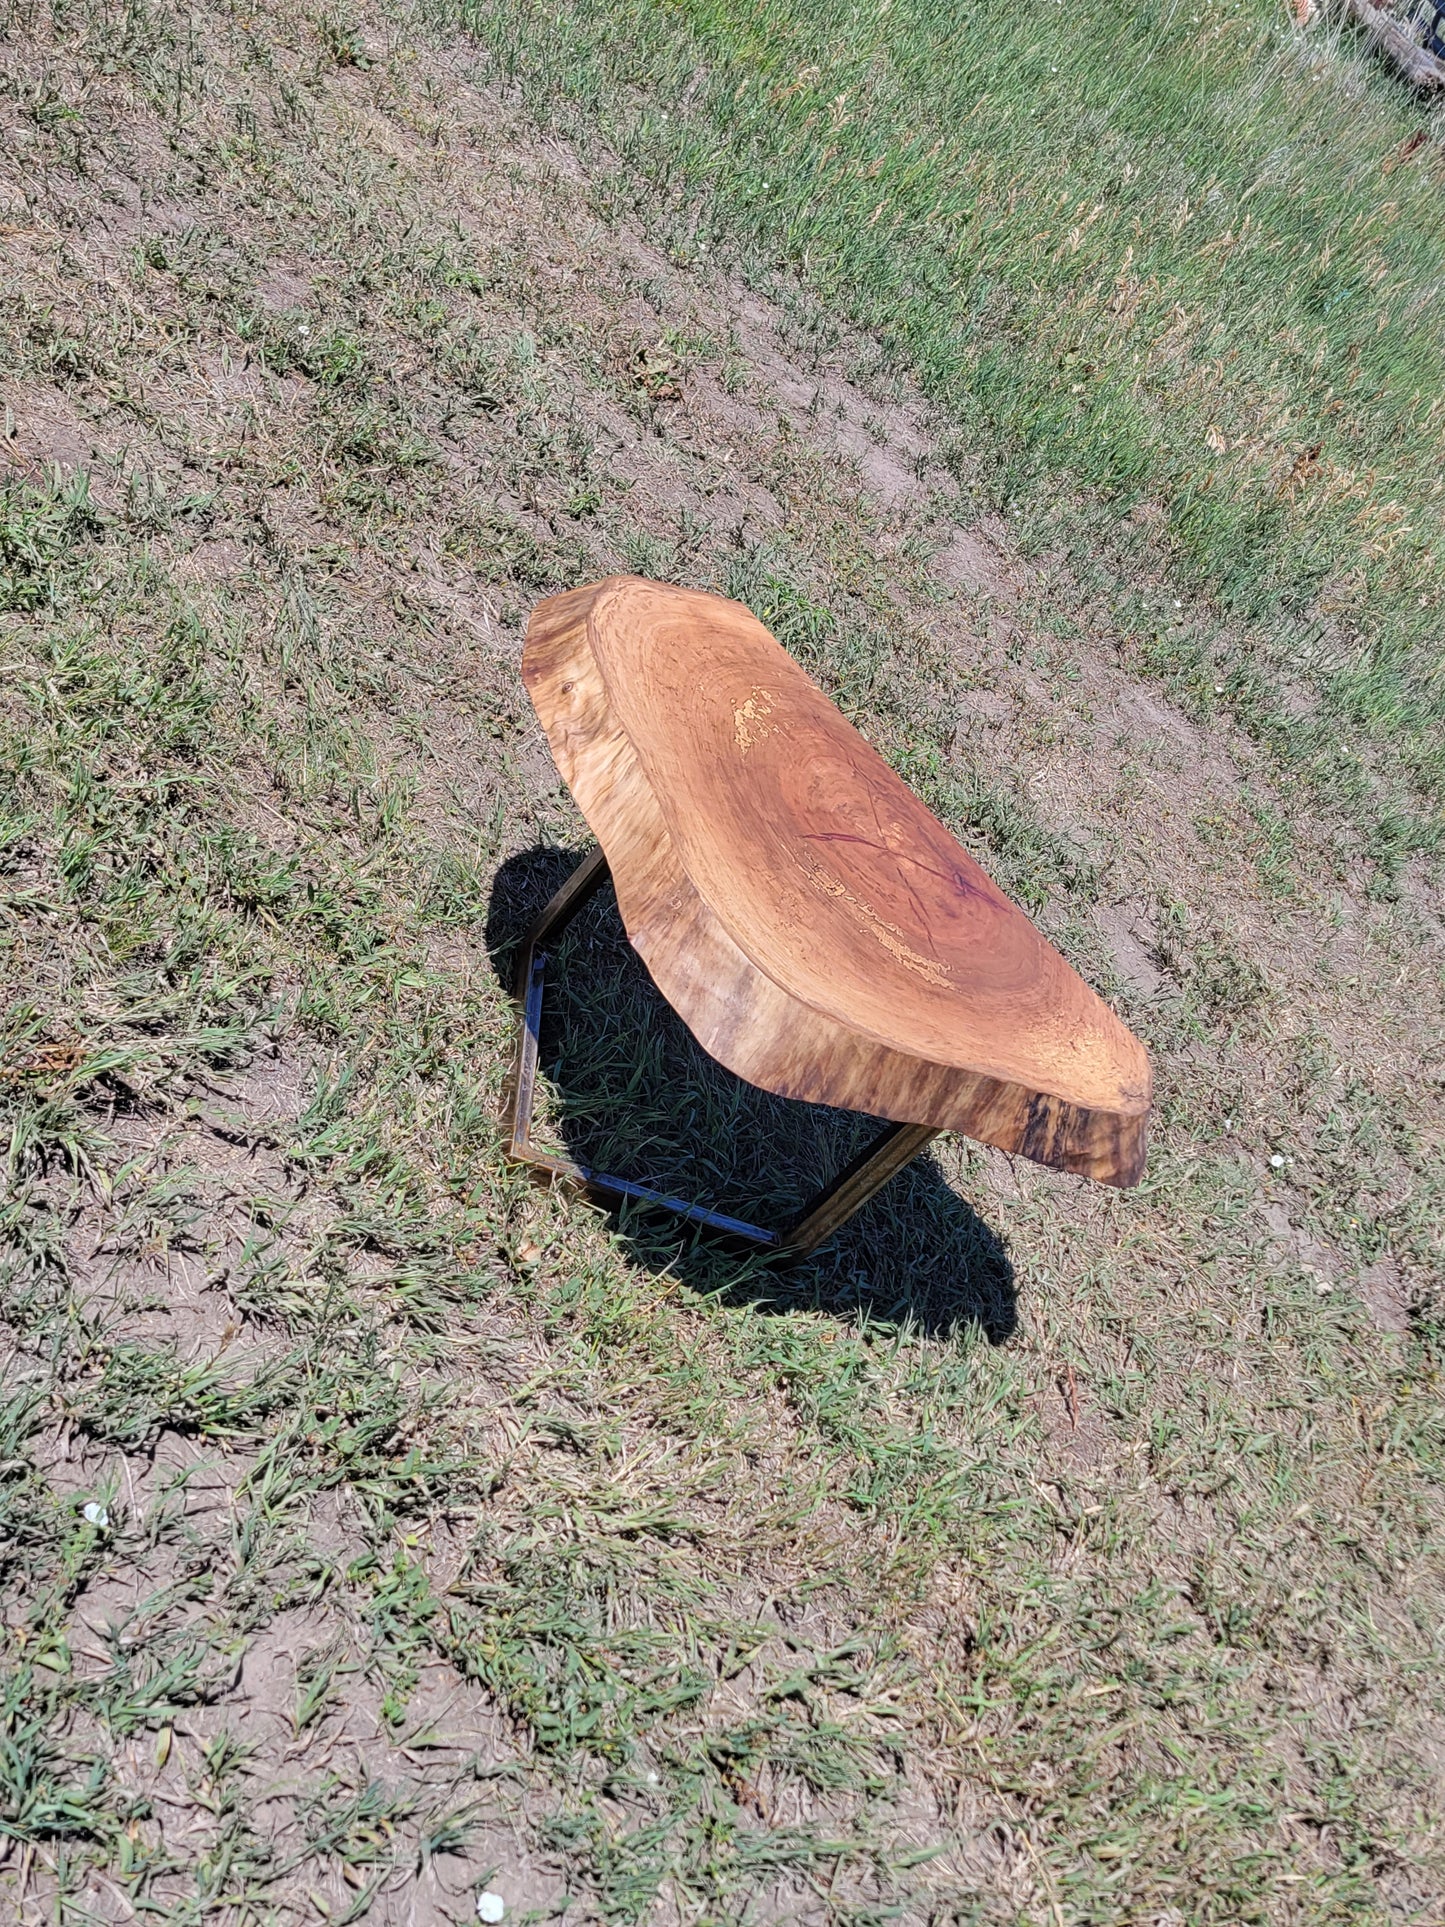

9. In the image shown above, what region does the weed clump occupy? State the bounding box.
[0,474,100,613]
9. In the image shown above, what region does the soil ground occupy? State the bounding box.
[1,1,1443,1922]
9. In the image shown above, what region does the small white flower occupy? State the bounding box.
[476,1895,505,1924]
[1214,683,1224,694]
[83,1502,109,1527]
[646,1769,660,1785]
[1269,1153,1286,1168]
[1173,598,1182,608]
[297,323,310,336]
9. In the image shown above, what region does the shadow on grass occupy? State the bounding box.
[487,846,1017,1343]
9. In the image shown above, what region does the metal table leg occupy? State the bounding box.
[781,1121,942,1257]
[502,848,942,1256]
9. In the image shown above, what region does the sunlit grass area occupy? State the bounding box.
[463,0,1445,824]
[1,0,1443,1919]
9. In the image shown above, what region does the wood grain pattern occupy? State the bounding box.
[522,576,1151,1186]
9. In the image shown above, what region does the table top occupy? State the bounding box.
[523,576,1150,1186]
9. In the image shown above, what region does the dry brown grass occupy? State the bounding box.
[1,0,1443,1920]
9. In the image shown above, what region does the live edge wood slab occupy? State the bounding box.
[521,575,1151,1190]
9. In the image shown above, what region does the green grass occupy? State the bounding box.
[458,0,1445,833]
[1,0,1443,1919]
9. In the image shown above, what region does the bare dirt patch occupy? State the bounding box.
[2,0,1442,1919]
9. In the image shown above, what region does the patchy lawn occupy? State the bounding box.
[1,0,1442,1921]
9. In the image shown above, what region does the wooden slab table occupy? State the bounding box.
[505,577,1151,1256]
